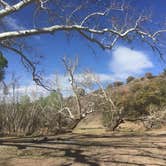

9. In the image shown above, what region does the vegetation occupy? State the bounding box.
[126,76,135,83]
[0,2,166,165]
[99,71,166,130]
[0,92,71,136]
[145,72,154,79]
[163,68,166,76]
[0,52,8,81]
[102,109,123,131]
[0,72,166,136]
[111,75,166,124]
[113,81,124,87]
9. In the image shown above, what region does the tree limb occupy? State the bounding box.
[0,42,56,92]
[0,0,10,8]
[0,0,34,18]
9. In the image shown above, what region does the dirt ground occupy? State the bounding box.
[0,130,166,166]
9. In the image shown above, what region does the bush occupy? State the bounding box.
[163,68,166,76]
[106,84,113,89]
[130,83,142,92]
[113,81,123,87]
[102,109,123,131]
[112,77,166,119]
[0,52,8,81]
[126,76,135,83]
[143,105,166,129]
[0,91,72,136]
[77,88,85,96]
[140,77,144,80]
[145,72,153,79]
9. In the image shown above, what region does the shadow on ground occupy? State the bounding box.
[0,132,166,166]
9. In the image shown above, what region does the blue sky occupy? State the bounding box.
[2,0,166,97]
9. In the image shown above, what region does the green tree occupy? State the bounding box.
[163,68,166,76]
[145,72,153,79]
[126,76,135,83]
[113,81,123,87]
[0,52,8,82]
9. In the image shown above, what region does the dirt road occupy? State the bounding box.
[0,131,166,166]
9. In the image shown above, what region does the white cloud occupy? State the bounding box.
[109,46,153,79]
[3,16,40,40]
[3,16,25,30]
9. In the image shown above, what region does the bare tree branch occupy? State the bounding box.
[0,42,56,92]
[152,30,166,38]
[0,23,164,50]
[0,0,165,93]
[0,0,34,18]
[62,56,82,119]
[0,0,10,8]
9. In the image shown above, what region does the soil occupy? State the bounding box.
[0,129,166,166]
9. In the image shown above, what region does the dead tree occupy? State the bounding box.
[82,70,124,131]
[62,57,98,130]
[62,56,83,119]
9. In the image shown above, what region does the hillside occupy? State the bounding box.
[72,72,166,133]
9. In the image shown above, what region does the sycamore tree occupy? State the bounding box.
[0,0,166,90]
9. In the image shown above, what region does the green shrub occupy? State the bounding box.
[145,72,153,79]
[112,78,166,119]
[102,109,123,131]
[106,84,113,89]
[0,52,8,81]
[163,68,166,76]
[130,83,142,92]
[113,81,123,87]
[126,76,135,83]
